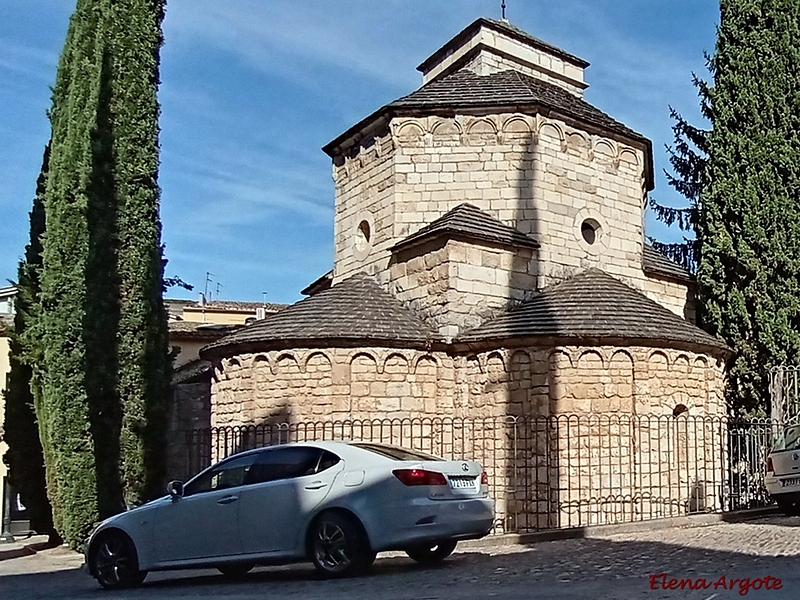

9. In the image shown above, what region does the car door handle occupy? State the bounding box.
[304,481,328,490]
[217,495,238,505]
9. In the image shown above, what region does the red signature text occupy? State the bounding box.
[649,573,782,596]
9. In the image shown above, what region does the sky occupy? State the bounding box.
[0,1,719,304]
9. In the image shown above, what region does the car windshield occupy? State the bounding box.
[772,423,800,452]
[352,442,443,462]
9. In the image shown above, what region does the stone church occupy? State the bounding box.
[199,18,731,528]
[202,17,729,423]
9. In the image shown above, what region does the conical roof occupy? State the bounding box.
[201,273,438,358]
[458,269,729,353]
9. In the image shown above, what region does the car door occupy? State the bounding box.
[237,446,343,554]
[153,453,258,563]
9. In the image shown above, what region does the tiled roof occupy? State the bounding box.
[301,270,334,296]
[392,203,539,252]
[201,273,439,358]
[458,269,728,352]
[643,244,694,283]
[168,320,241,340]
[200,300,287,312]
[388,69,643,142]
[417,18,590,74]
[172,359,212,385]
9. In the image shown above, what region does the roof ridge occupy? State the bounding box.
[391,202,539,252]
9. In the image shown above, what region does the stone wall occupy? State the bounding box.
[389,238,537,335]
[211,345,726,425]
[209,343,727,530]
[332,132,396,282]
[419,23,587,97]
[331,112,690,320]
[166,379,211,481]
[642,274,697,322]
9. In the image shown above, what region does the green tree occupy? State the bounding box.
[2,147,56,539]
[648,97,710,273]
[698,0,800,414]
[108,0,170,505]
[37,0,169,546]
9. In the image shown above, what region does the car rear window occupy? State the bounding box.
[352,443,443,462]
[773,424,800,451]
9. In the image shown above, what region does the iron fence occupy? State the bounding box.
[183,415,782,534]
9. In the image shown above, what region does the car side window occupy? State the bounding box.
[184,454,258,496]
[244,447,340,485]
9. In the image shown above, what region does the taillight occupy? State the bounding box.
[767,456,774,473]
[481,470,489,485]
[393,468,447,486]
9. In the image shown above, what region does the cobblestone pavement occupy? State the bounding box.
[2,515,799,599]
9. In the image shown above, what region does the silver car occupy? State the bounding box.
[766,423,800,515]
[85,441,495,589]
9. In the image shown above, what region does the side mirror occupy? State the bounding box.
[167,480,184,501]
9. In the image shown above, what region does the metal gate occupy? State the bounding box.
[769,366,800,423]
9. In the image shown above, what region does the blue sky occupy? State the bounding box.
[0,1,718,304]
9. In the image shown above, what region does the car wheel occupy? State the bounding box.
[89,531,147,590]
[217,563,255,577]
[310,512,374,578]
[405,540,457,565]
[776,497,800,516]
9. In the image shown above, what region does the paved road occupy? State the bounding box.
[2,515,799,599]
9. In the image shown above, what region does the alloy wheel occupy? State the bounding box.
[91,533,145,589]
[314,519,353,573]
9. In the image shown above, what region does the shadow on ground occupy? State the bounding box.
[3,524,800,600]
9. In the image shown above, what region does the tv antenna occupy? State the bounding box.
[203,272,215,302]
[501,0,507,21]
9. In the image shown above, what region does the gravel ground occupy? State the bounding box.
[1,515,799,599]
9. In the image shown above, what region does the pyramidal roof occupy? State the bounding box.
[201,273,438,358]
[642,244,693,283]
[457,269,729,352]
[391,203,539,252]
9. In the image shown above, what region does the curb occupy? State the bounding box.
[460,506,781,550]
[0,537,60,563]
[0,546,36,562]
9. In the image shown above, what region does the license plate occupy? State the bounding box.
[449,477,476,490]
[781,478,800,487]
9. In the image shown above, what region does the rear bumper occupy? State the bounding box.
[765,473,800,497]
[369,496,495,551]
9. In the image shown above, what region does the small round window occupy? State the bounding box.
[355,220,371,253]
[581,219,600,245]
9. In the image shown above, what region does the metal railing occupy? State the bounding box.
[182,414,781,534]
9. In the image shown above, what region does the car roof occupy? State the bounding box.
[222,440,389,462]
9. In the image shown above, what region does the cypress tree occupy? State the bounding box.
[37,0,169,546]
[108,0,170,505]
[2,147,56,538]
[37,0,114,546]
[698,0,800,414]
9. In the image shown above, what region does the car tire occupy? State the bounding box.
[310,512,374,578]
[217,563,255,577]
[776,497,800,516]
[405,540,458,565]
[89,531,147,590]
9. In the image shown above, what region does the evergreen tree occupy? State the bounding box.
[108,0,170,505]
[648,95,711,273]
[2,147,56,539]
[698,0,800,414]
[37,0,169,546]
[40,0,112,545]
